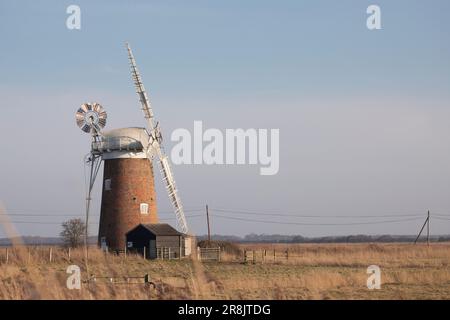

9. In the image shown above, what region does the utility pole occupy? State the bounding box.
[414,210,430,245]
[206,204,211,244]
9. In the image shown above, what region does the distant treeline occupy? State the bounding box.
[196,233,450,244]
[1,234,450,246]
[0,236,97,246]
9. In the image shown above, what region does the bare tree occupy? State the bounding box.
[60,218,86,248]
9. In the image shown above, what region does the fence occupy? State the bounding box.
[87,273,155,287]
[0,246,282,264]
[197,247,221,261]
[0,245,148,264]
[0,246,70,264]
[156,247,183,260]
[0,245,192,264]
[243,249,295,264]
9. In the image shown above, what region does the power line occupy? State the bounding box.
[0,214,204,225]
[210,214,424,226]
[3,209,203,215]
[1,205,441,228]
[159,214,204,219]
[434,217,450,221]
[2,206,436,219]
[0,221,98,225]
[3,212,201,217]
[433,213,450,217]
[3,214,94,217]
[210,208,425,218]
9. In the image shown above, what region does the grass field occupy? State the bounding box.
[0,243,449,299]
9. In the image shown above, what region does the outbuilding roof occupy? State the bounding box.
[129,223,183,236]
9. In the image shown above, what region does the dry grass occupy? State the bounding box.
[239,243,450,268]
[0,243,449,300]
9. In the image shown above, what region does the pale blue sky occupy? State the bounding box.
[1,1,450,237]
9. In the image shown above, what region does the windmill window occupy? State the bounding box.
[105,179,112,191]
[140,203,149,215]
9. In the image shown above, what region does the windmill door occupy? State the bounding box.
[149,240,157,259]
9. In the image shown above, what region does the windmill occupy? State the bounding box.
[75,44,189,251]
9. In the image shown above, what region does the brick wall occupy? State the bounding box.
[98,158,158,250]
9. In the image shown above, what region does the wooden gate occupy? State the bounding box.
[197,247,221,261]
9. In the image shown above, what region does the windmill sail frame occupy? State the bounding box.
[126,43,189,234]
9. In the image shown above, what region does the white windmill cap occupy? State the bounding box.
[94,127,151,160]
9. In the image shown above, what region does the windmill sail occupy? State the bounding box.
[158,150,188,234]
[126,43,189,234]
[126,43,155,128]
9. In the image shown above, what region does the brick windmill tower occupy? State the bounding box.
[75,44,188,251]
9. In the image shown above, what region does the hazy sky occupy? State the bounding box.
[1,0,450,238]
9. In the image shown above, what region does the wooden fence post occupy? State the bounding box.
[6,248,9,264]
[49,247,53,263]
[168,247,171,260]
[286,249,289,261]
[273,249,276,262]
